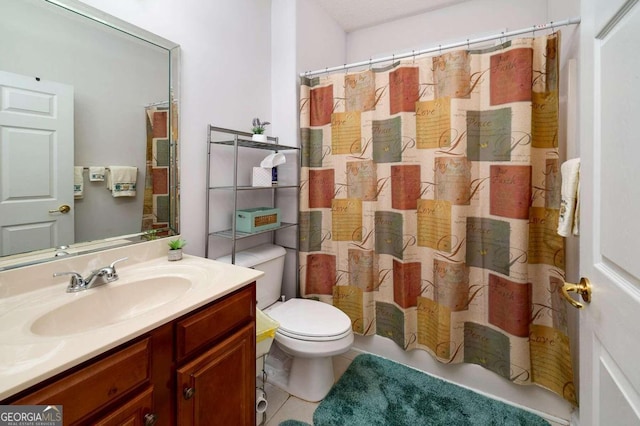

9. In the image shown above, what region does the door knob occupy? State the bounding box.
[49,204,71,214]
[561,277,592,309]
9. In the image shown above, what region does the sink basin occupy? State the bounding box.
[31,276,192,336]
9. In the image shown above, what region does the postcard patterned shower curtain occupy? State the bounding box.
[142,102,177,235]
[299,32,576,405]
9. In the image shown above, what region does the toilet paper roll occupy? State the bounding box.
[256,389,268,414]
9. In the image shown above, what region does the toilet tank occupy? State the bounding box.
[216,244,286,310]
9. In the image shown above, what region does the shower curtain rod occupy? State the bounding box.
[300,17,580,77]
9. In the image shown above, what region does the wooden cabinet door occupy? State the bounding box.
[176,323,255,426]
[93,387,154,426]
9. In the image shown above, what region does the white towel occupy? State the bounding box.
[557,158,580,237]
[74,167,84,199]
[89,166,106,182]
[106,166,137,197]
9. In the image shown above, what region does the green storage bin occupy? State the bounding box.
[235,207,281,233]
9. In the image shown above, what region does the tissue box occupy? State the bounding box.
[252,167,272,187]
[236,207,280,233]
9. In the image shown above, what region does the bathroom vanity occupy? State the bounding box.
[0,239,262,425]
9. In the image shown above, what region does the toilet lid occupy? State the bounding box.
[267,299,352,340]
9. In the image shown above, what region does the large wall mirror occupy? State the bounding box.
[0,0,180,270]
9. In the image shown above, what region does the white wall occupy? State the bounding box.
[347,0,546,64]
[294,0,581,421]
[78,0,273,258]
[296,0,347,74]
[271,0,299,299]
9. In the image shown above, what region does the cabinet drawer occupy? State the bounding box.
[93,386,154,426]
[176,284,255,362]
[14,338,151,425]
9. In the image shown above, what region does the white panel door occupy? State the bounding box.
[0,70,74,256]
[579,0,640,424]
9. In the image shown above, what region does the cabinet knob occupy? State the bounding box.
[144,413,158,426]
[183,387,195,400]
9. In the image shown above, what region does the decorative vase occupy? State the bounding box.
[168,249,182,261]
[252,134,267,142]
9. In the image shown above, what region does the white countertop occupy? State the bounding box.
[0,241,263,400]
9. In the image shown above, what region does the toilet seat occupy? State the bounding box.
[266,298,352,342]
[277,327,353,342]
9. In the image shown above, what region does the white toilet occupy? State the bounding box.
[218,243,353,402]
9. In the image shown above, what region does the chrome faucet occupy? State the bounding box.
[54,257,128,292]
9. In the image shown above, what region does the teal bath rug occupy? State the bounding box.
[312,354,549,426]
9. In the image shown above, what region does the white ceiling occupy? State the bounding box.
[314,0,474,32]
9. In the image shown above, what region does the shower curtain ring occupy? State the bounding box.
[467,39,470,49]
[439,44,442,55]
[369,58,372,70]
[412,50,415,64]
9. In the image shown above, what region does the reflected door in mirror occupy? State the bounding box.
[0,70,74,256]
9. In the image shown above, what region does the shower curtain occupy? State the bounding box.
[299,32,576,405]
[142,102,176,235]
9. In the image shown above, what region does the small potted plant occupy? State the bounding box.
[167,237,186,261]
[251,117,270,142]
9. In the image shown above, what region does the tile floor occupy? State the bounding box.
[257,350,358,426]
[256,349,566,426]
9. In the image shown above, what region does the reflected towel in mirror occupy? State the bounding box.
[89,166,106,182]
[74,167,84,199]
[106,166,137,197]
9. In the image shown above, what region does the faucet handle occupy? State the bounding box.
[53,271,86,291]
[109,257,128,269]
[53,271,81,279]
[101,257,128,281]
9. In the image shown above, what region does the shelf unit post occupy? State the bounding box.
[231,133,239,264]
[205,128,212,258]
